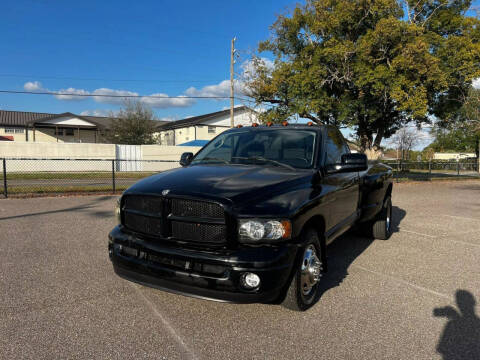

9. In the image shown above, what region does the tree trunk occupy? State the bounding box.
[373,128,384,151]
[359,134,372,152]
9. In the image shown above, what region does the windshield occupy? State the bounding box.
[191,129,317,169]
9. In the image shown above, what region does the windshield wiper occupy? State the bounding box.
[232,156,295,170]
[194,157,230,164]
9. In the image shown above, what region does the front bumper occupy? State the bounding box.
[108,226,298,303]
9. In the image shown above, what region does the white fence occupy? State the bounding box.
[0,142,201,172]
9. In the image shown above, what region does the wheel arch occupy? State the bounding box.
[301,215,327,272]
[384,182,393,206]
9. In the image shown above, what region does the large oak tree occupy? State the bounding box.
[246,0,480,151]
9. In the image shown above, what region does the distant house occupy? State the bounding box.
[0,110,167,143]
[434,152,476,160]
[156,106,258,146]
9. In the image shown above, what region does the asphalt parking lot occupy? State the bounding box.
[1,181,479,359]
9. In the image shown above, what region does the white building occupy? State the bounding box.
[433,152,476,160]
[156,106,258,146]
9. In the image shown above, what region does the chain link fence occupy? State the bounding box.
[383,160,480,182]
[1,158,479,198]
[0,158,179,198]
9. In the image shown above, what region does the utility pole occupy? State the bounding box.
[230,37,236,128]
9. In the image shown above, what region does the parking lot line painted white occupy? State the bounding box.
[401,228,480,249]
[400,229,436,238]
[437,237,480,249]
[441,214,480,222]
[130,283,199,360]
[352,265,450,300]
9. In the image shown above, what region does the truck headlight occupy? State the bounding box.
[238,219,291,242]
[115,198,121,224]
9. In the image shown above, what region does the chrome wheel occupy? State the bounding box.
[300,245,322,296]
[386,203,392,233]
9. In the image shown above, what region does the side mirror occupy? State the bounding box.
[327,153,368,174]
[180,152,194,166]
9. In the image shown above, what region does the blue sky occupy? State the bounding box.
[1,0,297,119]
[1,0,479,149]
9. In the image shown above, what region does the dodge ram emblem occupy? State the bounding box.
[162,189,170,196]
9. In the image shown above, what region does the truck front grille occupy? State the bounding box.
[124,212,162,236]
[171,198,224,219]
[171,221,226,244]
[124,195,162,214]
[122,195,227,246]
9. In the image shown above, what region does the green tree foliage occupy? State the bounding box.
[247,0,480,151]
[460,86,480,130]
[106,100,158,145]
[426,123,478,152]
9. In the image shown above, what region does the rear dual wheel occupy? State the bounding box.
[372,196,392,240]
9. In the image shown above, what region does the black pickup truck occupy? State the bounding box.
[109,124,393,311]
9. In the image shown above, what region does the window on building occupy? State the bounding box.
[208,126,216,134]
[54,128,64,136]
[15,128,24,134]
[5,128,15,134]
[65,128,75,136]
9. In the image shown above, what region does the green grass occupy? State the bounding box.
[393,170,480,182]
[5,172,156,180]
[6,184,130,195]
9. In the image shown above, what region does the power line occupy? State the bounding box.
[0,90,232,99]
[0,73,224,83]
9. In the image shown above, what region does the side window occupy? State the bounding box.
[202,135,233,160]
[325,128,348,165]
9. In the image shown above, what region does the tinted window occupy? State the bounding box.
[192,129,317,169]
[325,128,349,165]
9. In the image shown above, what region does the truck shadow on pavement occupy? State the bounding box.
[433,290,480,360]
[316,205,406,299]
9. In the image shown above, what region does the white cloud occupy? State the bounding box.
[185,80,231,98]
[24,81,196,109]
[80,109,112,117]
[140,93,195,108]
[185,79,247,98]
[241,57,274,79]
[183,58,274,99]
[24,81,44,91]
[54,87,90,100]
[23,58,274,110]
[473,78,480,89]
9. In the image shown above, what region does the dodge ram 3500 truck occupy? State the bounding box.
[109,123,393,311]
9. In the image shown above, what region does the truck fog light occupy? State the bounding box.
[240,272,260,289]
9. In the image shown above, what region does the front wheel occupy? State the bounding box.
[372,196,393,240]
[282,229,323,311]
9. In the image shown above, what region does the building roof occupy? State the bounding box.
[0,110,167,129]
[0,110,54,126]
[157,106,250,131]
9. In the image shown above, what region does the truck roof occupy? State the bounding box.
[224,123,328,133]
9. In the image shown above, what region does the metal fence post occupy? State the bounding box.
[2,158,7,198]
[112,160,116,194]
[457,161,460,176]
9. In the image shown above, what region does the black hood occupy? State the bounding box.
[124,164,314,209]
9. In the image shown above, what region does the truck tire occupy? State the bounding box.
[372,196,392,240]
[282,228,323,311]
